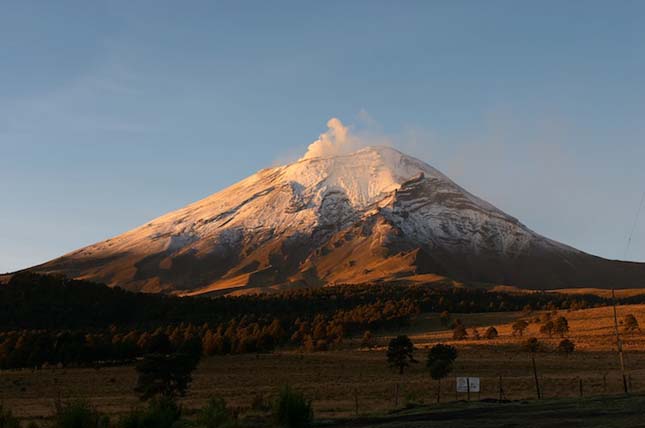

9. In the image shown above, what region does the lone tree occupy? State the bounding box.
[623,314,640,333]
[135,351,201,401]
[386,335,417,375]
[484,326,499,340]
[523,337,542,399]
[512,320,529,337]
[557,339,575,357]
[386,335,417,408]
[426,344,457,403]
[554,316,569,337]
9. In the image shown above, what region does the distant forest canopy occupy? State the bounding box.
[0,272,631,331]
[0,273,638,370]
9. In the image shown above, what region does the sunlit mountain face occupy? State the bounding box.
[26,140,645,296]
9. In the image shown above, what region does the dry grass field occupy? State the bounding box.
[2,304,645,425]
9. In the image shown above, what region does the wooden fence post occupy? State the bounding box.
[354,388,359,417]
[603,374,607,393]
[498,375,503,402]
[612,289,628,394]
[394,382,399,408]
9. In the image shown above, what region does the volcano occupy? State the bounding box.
[27,145,645,295]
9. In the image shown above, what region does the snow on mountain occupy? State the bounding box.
[29,145,645,295]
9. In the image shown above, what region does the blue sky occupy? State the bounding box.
[2,0,645,272]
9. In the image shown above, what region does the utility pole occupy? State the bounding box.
[531,353,541,399]
[612,289,628,394]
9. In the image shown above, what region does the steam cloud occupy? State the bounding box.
[301,118,363,160]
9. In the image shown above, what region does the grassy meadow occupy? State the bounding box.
[2,304,645,425]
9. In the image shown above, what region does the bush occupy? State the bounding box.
[554,316,569,337]
[557,339,575,356]
[118,397,181,428]
[452,324,468,340]
[196,398,236,428]
[539,320,555,337]
[439,311,450,327]
[0,404,20,428]
[484,326,498,340]
[523,337,542,353]
[273,386,313,428]
[471,328,480,340]
[512,320,528,336]
[623,314,640,333]
[359,331,375,349]
[251,393,271,412]
[135,353,199,400]
[53,400,108,428]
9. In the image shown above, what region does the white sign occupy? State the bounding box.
[456,377,480,393]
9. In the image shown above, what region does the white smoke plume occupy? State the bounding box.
[301,118,364,160]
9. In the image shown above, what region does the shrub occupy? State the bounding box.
[251,393,271,412]
[272,386,313,428]
[404,390,422,407]
[484,326,498,340]
[539,320,555,337]
[118,397,181,428]
[53,400,108,428]
[471,328,480,340]
[557,339,575,356]
[360,331,375,349]
[135,353,199,400]
[523,337,542,353]
[623,314,640,333]
[0,404,20,428]
[439,311,450,327]
[452,324,468,340]
[196,398,236,428]
[554,317,569,337]
[512,320,528,336]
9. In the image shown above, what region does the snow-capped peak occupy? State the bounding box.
[281,145,445,208]
[33,141,645,295]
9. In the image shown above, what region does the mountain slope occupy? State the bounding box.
[28,146,645,294]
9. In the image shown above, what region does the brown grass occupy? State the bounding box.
[2,304,645,423]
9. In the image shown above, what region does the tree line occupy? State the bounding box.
[0,272,638,370]
[0,273,624,331]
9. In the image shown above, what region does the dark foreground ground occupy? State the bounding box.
[327,394,645,428]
